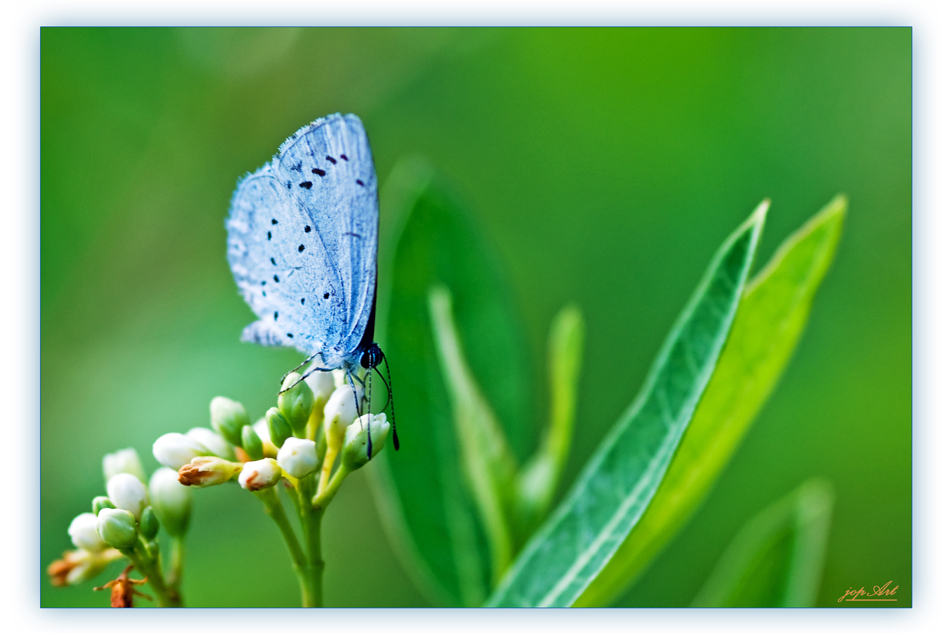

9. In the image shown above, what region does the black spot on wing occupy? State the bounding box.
[298,244,305,252]
[267,231,272,240]
[300,298,305,305]
[356,179,365,186]
[340,154,348,161]
[323,292,329,299]
[304,225,311,233]
[274,311,278,320]
[299,181,312,189]
[312,168,325,177]
[270,257,276,266]
[272,219,278,225]
[326,156,337,164]
[274,275,280,283]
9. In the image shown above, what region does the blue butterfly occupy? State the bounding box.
[226,113,397,450]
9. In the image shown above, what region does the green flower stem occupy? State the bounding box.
[317,445,339,496]
[256,486,306,569]
[166,535,186,601]
[122,542,179,607]
[295,474,324,608]
[312,462,350,512]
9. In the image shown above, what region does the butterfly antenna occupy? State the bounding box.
[372,366,391,411]
[382,353,399,451]
[365,370,373,459]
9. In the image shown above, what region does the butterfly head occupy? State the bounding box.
[360,343,383,370]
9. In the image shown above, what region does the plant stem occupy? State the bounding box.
[295,475,324,607]
[123,543,179,607]
[257,487,306,569]
[318,445,338,495]
[313,463,350,511]
[167,535,185,593]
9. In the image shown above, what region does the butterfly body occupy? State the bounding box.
[226,113,380,374]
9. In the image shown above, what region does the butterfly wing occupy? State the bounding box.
[274,113,379,366]
[226,113,378,369]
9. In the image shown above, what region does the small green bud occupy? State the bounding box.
[92,496,115,515]
[177,456,242,488]
[278,373,315,434]
[149,467,191,537]
[69,512,108,553]
[266,407,293,449]
[210,396,251,447]
[242,424,264,461]
[96,508,138,549]
[102,448,147,484]
[341,414,391,471]
[139,506,159,540]
[253,418,279,457]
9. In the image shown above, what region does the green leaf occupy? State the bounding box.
[517,305,585,533]
[428,284,519,584]
[486,201,768,607]
[575,196,846,607]
[692,478,835,607]
[369,159,534,606]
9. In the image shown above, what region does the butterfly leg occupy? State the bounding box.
[279,358,332,394]
[280,351,323,386]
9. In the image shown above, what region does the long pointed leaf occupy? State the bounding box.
[428,285,519,583]
[692,478,834,607]
[486,202,768,607]
[575,196,846,607]
[369,159,533,606]
[517,305,585,533]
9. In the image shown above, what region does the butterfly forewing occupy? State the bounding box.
[226,113,379,370]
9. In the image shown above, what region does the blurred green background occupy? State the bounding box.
[41,27,911,608]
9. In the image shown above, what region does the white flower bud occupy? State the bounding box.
[253,418,278,457]
[68,512,108,553]
[342,413,391,470]
[323,384,361,450]
[149,467,191,537]
[276,437,319,478]
[305,366,336,404]
[177,456,242,488]
[186,427,236,460]
[210,396,250,447]
[96,508,138,549]
[106,473,148,520]
[153,432,210,470]
[48,548,123,586]
[238,458,283,491]
[332,369,348,388]
[102,448,146,484]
